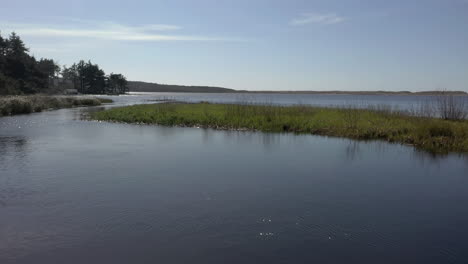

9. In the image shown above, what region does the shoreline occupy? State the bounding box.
[0,95,113,117]
[129,90,468,96]
[235,91,468,96]
[91,102,468,154]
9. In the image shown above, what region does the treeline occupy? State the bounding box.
[0,32,58,94]
[129,81,235,93]
[62,61,128,94]
[0,31,128,95]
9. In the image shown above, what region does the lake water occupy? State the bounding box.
[1,93,468,264]
[126,91,468,111]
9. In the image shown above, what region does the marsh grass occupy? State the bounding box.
[0,96,113,116]
[405,93,468,120]
[96,98,114,104]
[92,102,468,154]
[436,93,467,120]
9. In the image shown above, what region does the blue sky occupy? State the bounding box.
[1,0,468,91]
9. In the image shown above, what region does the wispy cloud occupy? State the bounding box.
[1,20,239,42]
[290,13,346,26]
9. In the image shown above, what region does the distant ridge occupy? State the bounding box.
[128,81,467,96]
[245,90,468,96]
[128,81,235,93]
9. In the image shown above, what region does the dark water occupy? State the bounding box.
[1,94,468,264]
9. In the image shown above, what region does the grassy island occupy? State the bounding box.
[91,103,468,154]
[0,95,113,116]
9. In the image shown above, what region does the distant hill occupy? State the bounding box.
[245,90,468,96]
[128,81,467,96]
[128,81,236,93]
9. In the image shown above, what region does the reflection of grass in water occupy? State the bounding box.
[0,96,113,116]
[91,102,468,154]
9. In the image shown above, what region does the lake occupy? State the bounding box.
[125,91,468,111]
[1,93,467,264]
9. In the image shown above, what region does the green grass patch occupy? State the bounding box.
[91,103,468,154]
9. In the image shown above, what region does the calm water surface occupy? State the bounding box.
[126,91,468,110]
[1,93,467,264]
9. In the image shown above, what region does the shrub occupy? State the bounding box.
[9,98,33,114]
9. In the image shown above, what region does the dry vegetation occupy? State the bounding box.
[0,95,112,116]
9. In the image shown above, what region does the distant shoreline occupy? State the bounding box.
[234,90,468,96]
[129,90,468,96]
[129,81,467,96]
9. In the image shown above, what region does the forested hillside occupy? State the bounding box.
[128,81,235,93]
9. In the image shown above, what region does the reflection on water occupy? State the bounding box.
[0,136,28,165]
[0,94,468,264]
[345,140,362,161]
[219,130,283,151]
[0,136,27,154]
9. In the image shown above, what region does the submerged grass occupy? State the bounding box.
[91,102,468,154]
[0,95,113,116]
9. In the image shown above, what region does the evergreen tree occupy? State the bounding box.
[0,32,128,95]
[37,58,60,79]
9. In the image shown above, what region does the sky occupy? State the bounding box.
[1,0,468,91]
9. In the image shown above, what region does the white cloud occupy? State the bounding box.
[1,20,237,42]
[290,13,346,26]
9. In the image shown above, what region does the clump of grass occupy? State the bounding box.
[0,95,112,116]
[406,92,468,120]
[91,103,468,154]
[436,92,467,120]
[97,98,114,104]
